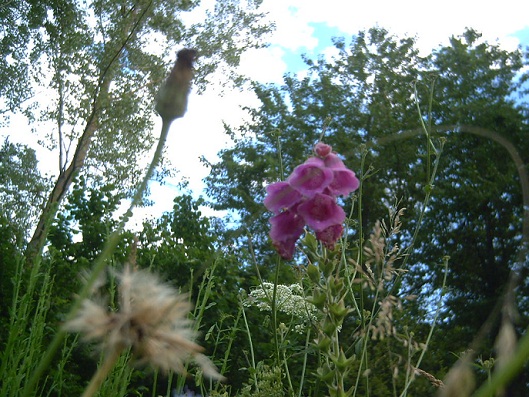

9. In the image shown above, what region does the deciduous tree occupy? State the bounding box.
[1,0,273,266]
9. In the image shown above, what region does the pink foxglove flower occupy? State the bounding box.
[269,209,305,259]
[322,152,346,169]
[328,168,360,196]
[316,224,344,250]
[287,157,334,197]
[297,193,346,231]
[264,181,302,214]
[265,142,359,259]
[323,153,360,196]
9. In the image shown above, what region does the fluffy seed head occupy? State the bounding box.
[64,266,223,380]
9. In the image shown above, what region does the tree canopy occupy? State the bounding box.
[0,0,273,265]
[203,26,529,391]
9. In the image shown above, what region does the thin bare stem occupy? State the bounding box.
[240,300,259,393]
[399,256,450,397]
[81,347,124,397]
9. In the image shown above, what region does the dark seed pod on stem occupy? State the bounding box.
[155,48,197,123]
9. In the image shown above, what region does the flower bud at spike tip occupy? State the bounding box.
[314,142,332,157]
[155,49,197,123]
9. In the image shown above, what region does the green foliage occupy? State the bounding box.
[238,362,284,397]
[184,0,274,90]
[96,350,134,397]
[1,0,273,187]
[0,138,50,244]
[139,194,215,287]
[48,176,129,262]
[2,1,276,396]
[0,138,50,348]
[411,30,528,367]
[203,26,529,394]
[0,212,23,338]
[0,257,82,397]
[4,0,274,269]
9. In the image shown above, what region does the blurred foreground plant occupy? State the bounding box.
[64,265,223,397]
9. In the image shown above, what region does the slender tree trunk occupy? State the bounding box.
[24,76,109,267]
[24,3,152,268]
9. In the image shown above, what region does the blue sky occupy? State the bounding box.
[280,22,344,72]
[512,27,529,45]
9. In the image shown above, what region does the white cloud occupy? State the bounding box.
[258,0,529,54]
[321,45,341,62]
[239,46,288,83]
[258,2,319,51]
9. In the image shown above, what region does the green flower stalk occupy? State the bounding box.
[20,49,199,397]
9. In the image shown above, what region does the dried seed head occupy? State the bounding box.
[414,367,444,388]
[64,266,223,380]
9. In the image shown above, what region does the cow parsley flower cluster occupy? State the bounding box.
[244,282,318,332]
[264,142,359,259]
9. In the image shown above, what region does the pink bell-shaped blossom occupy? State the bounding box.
[327,168,360,196]
[264,181,302,214]
[269,209,305,260]
[269,209,305,241]
[316,224,344,250]
[323,152,346,169]
[272,237,299,260]
[320,153,360,196]
[287,158,334,197]
[297,193,346,232]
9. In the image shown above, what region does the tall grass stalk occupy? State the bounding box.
[270,258,296,395]
[174,257,221,394]
[212,308,243,395]
[0,257,54,397]
[95,347,133,397]
[399,255,450,397]
[81,348,123,397]
[297,326,311,397]
[248,230,293,394]
[42,335,79,397]
[194,260,222,395]
[240,300,259,393]
[350,83,444,396]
